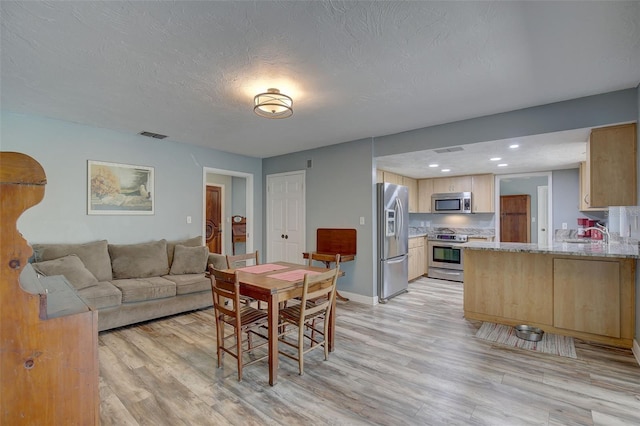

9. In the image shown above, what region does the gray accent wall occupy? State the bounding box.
[263,138,376,297]
[1,112,263,249]
[637,83,640,343]
[500,175,548,244]
[552,169,581,232]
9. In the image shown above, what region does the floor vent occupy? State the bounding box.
[434,146,464,154]
[139,131,168,139]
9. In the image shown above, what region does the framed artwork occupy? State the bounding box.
[87,160,154,215]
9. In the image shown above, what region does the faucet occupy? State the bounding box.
[583,226,610,244]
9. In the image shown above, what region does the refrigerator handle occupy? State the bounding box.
[387,255,407,264]
[396,198,404,240]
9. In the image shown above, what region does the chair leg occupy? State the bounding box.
[235,325,243,381]
[298,321,305,375]
[216,319,224,368]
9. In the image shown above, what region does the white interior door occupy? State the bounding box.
[266,171,305,263]
[538,185,549,244]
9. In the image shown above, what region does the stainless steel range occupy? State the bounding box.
[427,234,467,282]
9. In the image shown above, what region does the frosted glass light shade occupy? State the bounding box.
[254,88,293,119]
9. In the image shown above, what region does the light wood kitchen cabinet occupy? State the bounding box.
[381,170,404,185]
[471,174,494,213]
[432,176,472,194]
[376,169,384,184]
[464,248,636,348]
[403,176,418,213]
[408,237,426,281]
[553,258,621,338]
[580,123,637,210]
[417,179,434,212]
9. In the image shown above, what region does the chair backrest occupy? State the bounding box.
[300,266,340,318]
[209,265,241,323]
[306,253,341,267]
[226,250,260,269]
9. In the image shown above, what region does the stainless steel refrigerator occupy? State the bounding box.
[377,182,409,303]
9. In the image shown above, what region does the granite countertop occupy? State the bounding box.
[462,241,640,259]
[409,233,428,238]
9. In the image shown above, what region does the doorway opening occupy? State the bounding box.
[203,167,254,256]
[495,172,552,245]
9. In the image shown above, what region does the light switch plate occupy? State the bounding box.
[359,216,365,225]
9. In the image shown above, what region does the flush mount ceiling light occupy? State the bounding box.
[253,88,293,119]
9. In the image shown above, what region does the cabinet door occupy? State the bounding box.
[589,123,637,207]
[417,179,433,212]
[402,176,418,213]
[433,176,471,193]
[553,258,620,338]
[416,244,426,277]
[471,174,494,213]
[382,171,403,185]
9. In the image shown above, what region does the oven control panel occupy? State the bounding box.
[433,234,468,242]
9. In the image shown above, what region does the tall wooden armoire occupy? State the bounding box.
[0,152,99,424]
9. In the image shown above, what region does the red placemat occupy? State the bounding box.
[236,263,289,274]
[267,269,321,282]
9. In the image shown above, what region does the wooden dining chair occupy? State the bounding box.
[226,250,262,308]
[209,265,269,381]
[277,266,339,375]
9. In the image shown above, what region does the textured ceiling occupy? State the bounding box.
[1,1,639,159]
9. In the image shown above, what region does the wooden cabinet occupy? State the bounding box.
[580,123,637,210]
[1,153,99,425]
[381,170,403,185]
[432,176,472,194]
[553,258,621,338]
[500,195,531,243]
[464,248,636,348]
[471,174,494,213]
[408,237,426,281]
[417,179,434,212]
[402,176,418,213]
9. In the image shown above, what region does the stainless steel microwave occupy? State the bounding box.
[431,192,472,214]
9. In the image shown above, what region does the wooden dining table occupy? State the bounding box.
[229,261,340,386]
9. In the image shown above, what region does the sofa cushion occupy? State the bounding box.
[109,240,169,279]
[170,245,208,275]
[31,240,112,282]
[112,277,176,303]
[77,282,122,309]
[32,254,99,290]
[163,274,210,295]
[167,236,202,266]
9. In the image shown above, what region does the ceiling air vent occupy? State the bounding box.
[139,131,168,139]
[434,146,464,154]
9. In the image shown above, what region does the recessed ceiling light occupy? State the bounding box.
[509,144,519,149]
[490,157,501,161]
[497,163,508,167]
[428,164,439,168]
[441,169,451,172]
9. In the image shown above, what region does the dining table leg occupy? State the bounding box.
[267,293,279,386]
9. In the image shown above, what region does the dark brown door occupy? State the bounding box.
[500,195,531,243]
[206,186,222,253]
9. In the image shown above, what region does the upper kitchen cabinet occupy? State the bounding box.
[417,179,434,212]
[432,176,472,194]
[471,174,495,213]
[580,123,637,210]
[402,176,418,213]
[381,170,403,185]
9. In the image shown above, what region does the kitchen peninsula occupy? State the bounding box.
[463,241,638,348]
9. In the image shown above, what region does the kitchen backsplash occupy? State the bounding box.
[409,213,495,237]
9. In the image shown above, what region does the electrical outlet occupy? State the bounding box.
[359,216,365,225]
[562,222,568,229]
[186,216,192,224]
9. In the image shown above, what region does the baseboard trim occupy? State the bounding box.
[633,339,640,367]
[336,290,377,306]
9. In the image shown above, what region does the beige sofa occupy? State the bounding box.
[30,237,227,331]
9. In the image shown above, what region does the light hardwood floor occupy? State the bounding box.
[99,278,640,425]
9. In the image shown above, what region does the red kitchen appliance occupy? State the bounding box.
[577,218,588,237]
[586,219,598,238]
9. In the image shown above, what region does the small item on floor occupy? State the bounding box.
[514,325,544,342]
